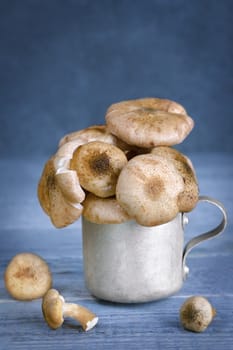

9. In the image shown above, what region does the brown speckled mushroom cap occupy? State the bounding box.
[180,296,216,332]
[116,153,184,226]
[105,97,194,148]
[55,125,130,203]
[38,156,83,228]
[107,97,187,115]
[42,289,64,329]
[70,141,128,198]
[4,253,52,301]
[83,193,131,224]
[151,147,199,212]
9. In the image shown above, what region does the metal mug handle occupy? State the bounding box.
[182,195,227,280]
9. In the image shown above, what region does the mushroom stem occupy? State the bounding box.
[62,302,98,331]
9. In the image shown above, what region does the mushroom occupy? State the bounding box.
[38,156,83,228]
[83,193,131,224]
[70,141,128,198]
[52,139,87,206]
[54,125,130,205]
[116,153,184,226]
[38,156,55,216]
[55,169,85,204]
[4,253,52,301]
[48,175,83,228]
[55,139,86,159]
[54,155,85,204]
[58,124,119,148]
[58,124,147,156]
[106,97,188,116]
[151,146,199,212]
[105,97,194,148]
[42,289,98,331]
[180,296,216,332]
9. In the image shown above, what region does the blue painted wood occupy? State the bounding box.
[0,153,233,349]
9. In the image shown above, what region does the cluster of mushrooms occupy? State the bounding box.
[4,97,216,334]
[38,97,199,228]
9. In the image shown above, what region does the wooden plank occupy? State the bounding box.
[0,294,232,350]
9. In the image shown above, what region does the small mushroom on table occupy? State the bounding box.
[42,289,98,331]
[4,253,52,300]
[180,296,216,332]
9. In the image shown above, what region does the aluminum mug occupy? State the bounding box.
[82,196,227,303]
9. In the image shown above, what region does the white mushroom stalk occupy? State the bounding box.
[62,299,99,331]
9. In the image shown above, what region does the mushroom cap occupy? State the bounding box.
[107,97,187,115]
[70,141,128,198]
[55,170,85,204]
[180,296,216,332]
[4,253,52,301]
[48,175,83,228]
[54,126,129,204]
[105,97,194,148]
[58,125,120,148]
[53,151,86,206]
[57,125,130,157]
[42,289,64,329]
[38,156,83,228]
[116,154,184,226]
[151,147,199,212]
[83,193,131,224]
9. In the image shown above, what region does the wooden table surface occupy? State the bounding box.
[0,153,232,350]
